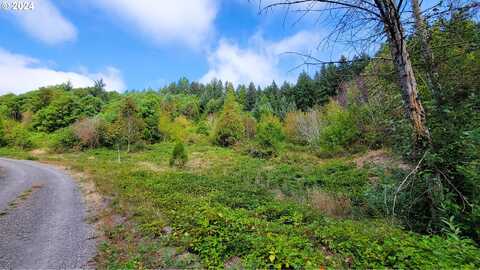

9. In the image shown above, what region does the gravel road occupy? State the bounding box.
[0,158,96,269]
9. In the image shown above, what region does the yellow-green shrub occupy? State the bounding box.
[159,113,194,142]
[213,92,244,147]
[4,120,32,149]
[317,102,359,154]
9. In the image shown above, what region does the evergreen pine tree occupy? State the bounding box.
[245,82,257,111]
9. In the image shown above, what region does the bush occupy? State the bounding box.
[49,127,79,152]
[213,92,244,147]
[243,115,257,139]
[196,121,210,136]
[0,118,5,146]
[170,141,188,167]
[257,114,284,148]
[315,219,480,269]
[32,93,80,132]
[72,118,102,149]
[159,113,194,142]
[4,121,32,149]
[317,102,359,155]
[243,141,276,159]
[283,110,322,145]
[204,98,223,114]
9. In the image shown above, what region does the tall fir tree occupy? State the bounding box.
[294,71,316,111]
[245,82,257,111]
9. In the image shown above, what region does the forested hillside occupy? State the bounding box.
[0,9,479,269]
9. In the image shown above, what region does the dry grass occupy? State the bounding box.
[354,149,411,170]
[139,161,169,173]
[307,189,351,218]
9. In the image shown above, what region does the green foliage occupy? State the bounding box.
[317,102,359,155]
[213,92,244,147]
[158,113,194,142]
[131,93,162,143]
[32,93,81,132]
[4,122,32,149]
[204,98,223,114]
[15,143,476,269]
[0,118,5,146]
[257,114,284,149]
[315,219,480,269]
[117,97,145,151]
[195,121,210,136]
[365,15,480,239]
[77,95,103,117]
[245,82,257,111]
[199,79,223,111]
[252,95,273,120]
[0,14,478,266]
[293,71,316,111]
[308,161,368,200]
[49,127,79,152]
[170,141,188,167]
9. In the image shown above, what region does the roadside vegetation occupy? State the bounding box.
[0,11,479,269]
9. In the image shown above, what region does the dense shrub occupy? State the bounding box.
[72,118,102,149]
[345,77,403,149]
[315,220,480,269]
[317,102,359,155]
[243,141,276,159]
[170,141,188,167]
[257,114,284,148]
[4,122,32,149]
[159,113,193,142]
[204,98,223,114]
[49,127,79,152]
[252,95,273,120]
[0,118,5,146]
[283,110,322,144]
[213,92,244,147]
[32,93,81,132]
[178,97,200,119]
[243,115,257,139]
[117,97,146,152]
[195,121,210,136]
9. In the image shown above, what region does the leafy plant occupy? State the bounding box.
[213,92,244,147]
[257,114,284,148]
[170,141,188,167]
[317,102,359,155]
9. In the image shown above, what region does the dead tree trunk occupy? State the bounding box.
[376,0,431,146]
[263,0,432,147]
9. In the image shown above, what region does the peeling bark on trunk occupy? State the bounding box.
[376,0,431,146]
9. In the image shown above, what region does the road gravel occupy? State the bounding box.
[0,158,95,269]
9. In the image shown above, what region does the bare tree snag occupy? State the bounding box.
[376,0,431,143]
[262,0,432,145]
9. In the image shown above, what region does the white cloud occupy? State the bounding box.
[201,31,321,86]
[10,0,77,45]
[91,0,217,47]
[0,48,125,94]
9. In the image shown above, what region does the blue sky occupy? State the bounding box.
[0,0,435,94]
